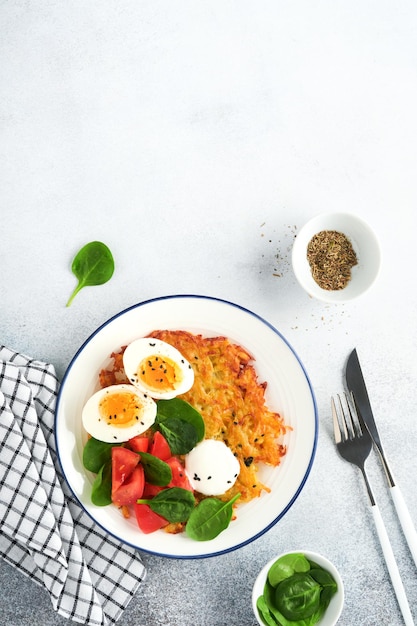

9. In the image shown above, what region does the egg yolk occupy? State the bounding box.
[138,355,182,392]
[99,390,143,427]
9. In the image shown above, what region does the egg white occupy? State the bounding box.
[81,383,157,443]
[185,439,241,496]
[122,337,195,399]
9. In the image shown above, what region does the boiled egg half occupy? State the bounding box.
[123,337,195,399]
[82,383,157,443]
[185,439,240,496]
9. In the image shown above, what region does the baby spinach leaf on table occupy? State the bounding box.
[83,437,117,473]
[137,487,195,523]
[91,461,112,506]
[138,451,172,486]
[185,492,240,541]
[66,241,115,307]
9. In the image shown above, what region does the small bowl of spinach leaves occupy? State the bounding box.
[252,551,344,626]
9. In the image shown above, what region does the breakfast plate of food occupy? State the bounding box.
[55,295,318,558]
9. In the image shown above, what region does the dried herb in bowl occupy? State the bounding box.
[306,230,357,291]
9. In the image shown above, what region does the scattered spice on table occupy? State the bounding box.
[306,230,358,290]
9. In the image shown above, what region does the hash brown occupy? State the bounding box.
[99,329,289,504]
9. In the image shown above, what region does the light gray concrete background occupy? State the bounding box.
[1,1,417,624]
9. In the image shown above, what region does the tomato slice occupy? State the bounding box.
[134,503,168,533]
[112,464,145,506]
[166,457,192,490]
[111,446,140,495]
[149,431,171,461]
[142,482,164,498]
[127,435,150,453]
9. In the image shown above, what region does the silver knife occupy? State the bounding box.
[346,348,417,568]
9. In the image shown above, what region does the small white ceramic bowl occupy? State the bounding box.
[292,212,381,303]
[252,550,344,626]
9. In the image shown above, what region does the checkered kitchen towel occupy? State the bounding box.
[0,346,146,625]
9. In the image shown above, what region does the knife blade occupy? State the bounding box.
[346,348,394,485]
[346,348,417,568]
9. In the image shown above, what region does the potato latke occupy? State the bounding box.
[99,329,289,504]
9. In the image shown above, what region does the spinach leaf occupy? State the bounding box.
[309,567,338,590]
[66,241,115,306]
[274,573,321,621]
[138,451,172,486]
[158,417,200,455]
[268,553,310,587]
[260,582,294,626]
[256,596,281,626]
[83,437,116,473]
[156,398,205,436]
[91,461,112,506]
[137,487,195,523]
[154,398,205,454]
[185,493,240,541]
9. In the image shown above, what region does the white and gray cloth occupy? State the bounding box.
[0,346,146,625]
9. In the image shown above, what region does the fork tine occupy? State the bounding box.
[331,396,342,443]
[337,393,350,440]
[344,392,364,438]
[332,392,363,444]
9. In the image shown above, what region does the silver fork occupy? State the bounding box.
[332,393,414,626]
